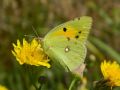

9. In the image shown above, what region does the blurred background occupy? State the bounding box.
[0,0,120,90]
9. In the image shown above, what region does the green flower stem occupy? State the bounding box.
[69,76,79,90]
[38,84,42,90]
[33,83,38,90]
[69,78,77,90]
[33,84,42,90]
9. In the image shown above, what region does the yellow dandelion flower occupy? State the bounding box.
[12,38,50,68]
[101,60,120,87]
[0,85,8,90]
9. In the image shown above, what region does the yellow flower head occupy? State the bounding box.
[101,60,120,87]
[12,38,50,68]
[0,85,8,90]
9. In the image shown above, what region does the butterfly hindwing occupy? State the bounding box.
[43,37,86,71]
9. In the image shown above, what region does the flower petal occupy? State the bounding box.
[12,38,51,68]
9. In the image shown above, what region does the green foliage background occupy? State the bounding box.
[0,0,120,90]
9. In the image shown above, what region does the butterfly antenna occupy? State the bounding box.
[32,25,43,41]
[24,34,36,38]
[32,25,40,38]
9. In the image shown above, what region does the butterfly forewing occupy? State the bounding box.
[44,16,92,43]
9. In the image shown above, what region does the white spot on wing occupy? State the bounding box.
[65,46,70,52]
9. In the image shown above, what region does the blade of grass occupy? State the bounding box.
[87,41,105,60]
[90,37,120,63]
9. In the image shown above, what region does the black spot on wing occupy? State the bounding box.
[63,28,67,32]
[78,31,81,34]
[75,35,79,39]
[67,37,70,41]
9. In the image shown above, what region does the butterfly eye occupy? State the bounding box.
[63,27,67,32]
